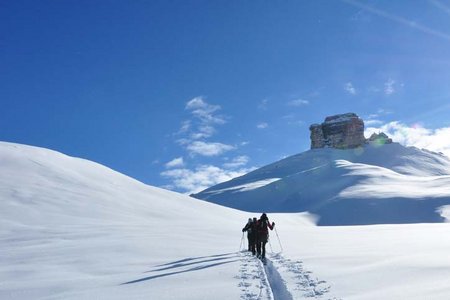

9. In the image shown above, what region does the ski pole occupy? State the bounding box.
[268,237,273,253]
[239,232,244,252]
[274,227,283,252]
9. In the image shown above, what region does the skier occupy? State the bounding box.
[256,213,275,261]
[242,218,254,252]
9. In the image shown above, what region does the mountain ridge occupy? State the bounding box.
[192,143,450,225]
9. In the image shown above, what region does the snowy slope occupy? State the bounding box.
[193,143,450,225]
[0,142,250,299]
[3,141,450,300]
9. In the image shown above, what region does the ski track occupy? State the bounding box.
[237,251,273,300]
[237,251,340,300]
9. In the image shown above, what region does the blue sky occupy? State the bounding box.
[2,0,450,193]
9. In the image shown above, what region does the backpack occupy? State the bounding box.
[258,219,268,232]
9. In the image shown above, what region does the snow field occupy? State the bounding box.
[2,142,450,299]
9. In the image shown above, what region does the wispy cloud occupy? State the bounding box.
[384,79,396,95]
[365,121,450,158]
[377,108,393,115]
[365,119,384,126]
[343,0,450,41]
[430,0,450,16]
[186,141,235,157]
[175,97,235,156]
[161,165,255,194]
[190,125,216,140]
[365,109,392,126]
[163,96,253,193]
[185,97,226,125]
[165,157,184,168]
[345,82,357,95]
[257,122,268,129]
[287,99,309,106]
[223,155,249,169]
[178,120,191,134]
[178,96,227,141]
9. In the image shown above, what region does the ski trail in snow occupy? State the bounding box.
[263,258,293,300]
[237,252,340,300]
[257,257,274,300]
[268,253,340,300]
[236,251,273,300]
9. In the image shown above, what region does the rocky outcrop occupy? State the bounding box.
[309,113,365,149]
[368,132,393,145]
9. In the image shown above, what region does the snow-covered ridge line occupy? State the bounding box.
[193,143,450,225]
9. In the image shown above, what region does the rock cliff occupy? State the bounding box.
[309,113,365,149]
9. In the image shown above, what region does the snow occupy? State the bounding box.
[203,178,281,195]
[336,159,450,199]
[3,141,450,299]
[193,143,450,225]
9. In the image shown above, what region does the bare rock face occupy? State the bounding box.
[309,113,365,149]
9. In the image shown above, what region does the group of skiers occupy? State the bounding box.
[242,213,275,260]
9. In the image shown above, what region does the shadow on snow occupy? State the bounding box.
[121,252,239,285]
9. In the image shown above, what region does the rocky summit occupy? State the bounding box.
[309,113,365,149]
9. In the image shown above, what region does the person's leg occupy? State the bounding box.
[256,237,262,257]
[249,235,255,254]
[262,241,266,259]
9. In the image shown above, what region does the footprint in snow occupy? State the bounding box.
[268,253,339,299]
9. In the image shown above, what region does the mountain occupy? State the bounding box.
[192,142,450,225]
[3,141,450,299]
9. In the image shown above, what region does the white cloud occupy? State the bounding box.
[161,165,255,194]
[165,157,184,168]
[185,97,225,125]
[365,121,450,158]
[164,97,252,193]
[384,79,396,95]
[185,97,216,110]
[186,141,235,156]
[345,82,357,95]
[223,155,249,169]
[176,138,190,146]
[177,96,228,142]
[257,122,268,129]
[288,99,309,106]
[366,109,393,121]
[178,120,191,134]
[190,125,216,139]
